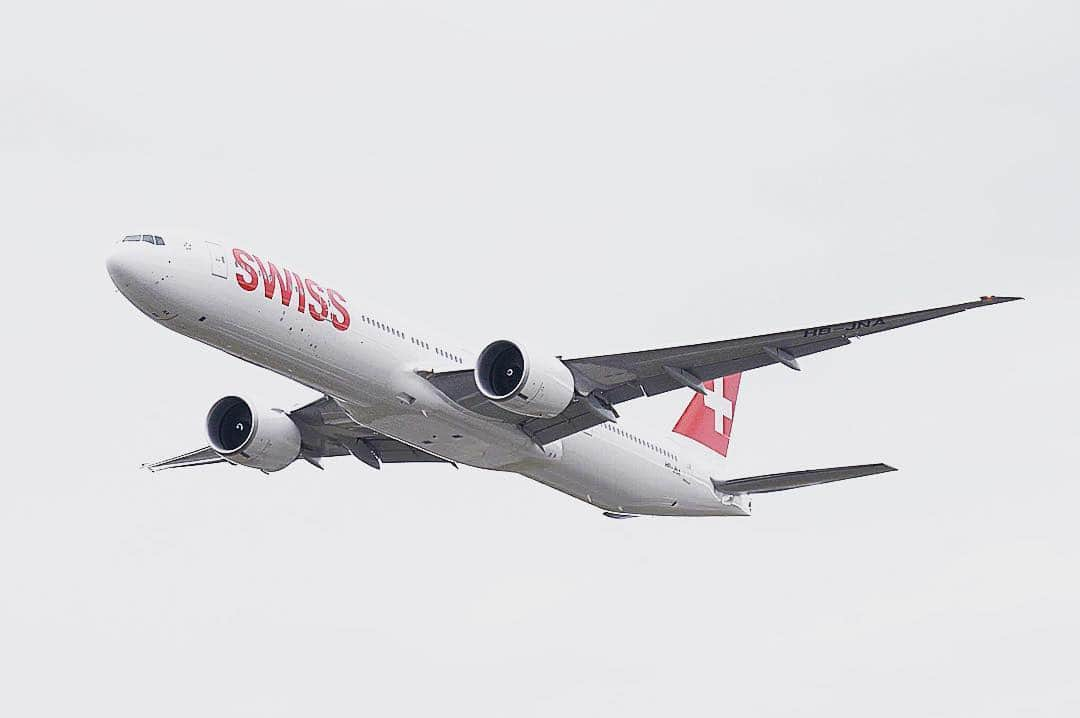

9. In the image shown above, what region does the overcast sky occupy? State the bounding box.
[2,1,1077,716]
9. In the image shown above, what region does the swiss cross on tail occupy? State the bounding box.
[672,374,742,457]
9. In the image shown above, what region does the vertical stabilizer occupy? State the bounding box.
[672,374,742,457]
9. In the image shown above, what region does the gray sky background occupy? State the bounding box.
[2,1,1077,715]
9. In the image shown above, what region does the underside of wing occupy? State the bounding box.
[563,296,1021,397]
[144,396,452,472]
[425,296,1021,444]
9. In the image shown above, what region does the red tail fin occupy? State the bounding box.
[672,374,742,457]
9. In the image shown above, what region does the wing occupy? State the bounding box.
[426,296,1021,445]
[145,396,451,472]
[145,446,226,472]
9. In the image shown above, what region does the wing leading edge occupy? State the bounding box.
[425,296,1022,445]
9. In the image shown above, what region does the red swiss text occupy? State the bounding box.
[232,248,351,332]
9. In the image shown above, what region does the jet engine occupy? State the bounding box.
[205,395,302,472]
[474,340,575,418]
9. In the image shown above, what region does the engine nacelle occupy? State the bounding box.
[474,340,575,419]
[205,396,302,472]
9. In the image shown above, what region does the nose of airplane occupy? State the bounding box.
[106,234,180,321]
[105,241,138,289]
[107,233,169,288]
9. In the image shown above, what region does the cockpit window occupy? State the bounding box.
[122,234,165,245]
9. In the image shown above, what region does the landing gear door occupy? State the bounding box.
[207,242,229,279]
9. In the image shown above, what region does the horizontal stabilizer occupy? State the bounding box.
[713,463,897,494]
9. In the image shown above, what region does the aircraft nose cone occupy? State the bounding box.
[106,242,137,288]
[107,235,181,321]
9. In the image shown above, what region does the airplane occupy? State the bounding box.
[106,231,1021,518]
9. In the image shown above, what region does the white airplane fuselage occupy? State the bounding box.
[107,233,750,517]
